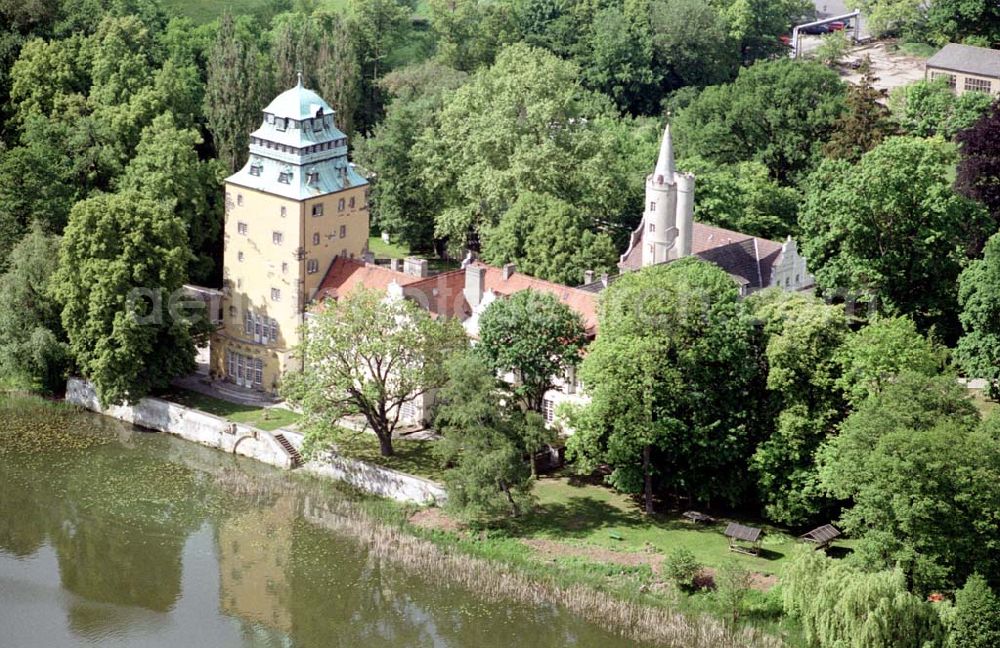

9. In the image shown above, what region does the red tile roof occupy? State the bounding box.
[313,258,600,334]
[314,257,424,302]
[405,262,599,334]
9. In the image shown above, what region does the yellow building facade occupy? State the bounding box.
[210,78,369,392]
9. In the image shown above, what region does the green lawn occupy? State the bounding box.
[514,477,811,577]
[335,432,447,481]
[158,387,300,431]
[367,236,459,272]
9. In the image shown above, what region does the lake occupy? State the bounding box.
[0,397,639,648]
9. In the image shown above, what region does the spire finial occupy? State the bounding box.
[653,119,675,182]
[296,71,303,87]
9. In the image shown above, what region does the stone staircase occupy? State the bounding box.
[273,432,302,468]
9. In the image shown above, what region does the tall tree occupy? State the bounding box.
[715,0,811,63]
[955,232,1000,399]
[271,12,320,88]
[889,78,993,140]
[578,4,657,115]
[680,157,801,240]
[567,258,757,513]
[358,61,467,252]
[824,57,896,162]
[818,373,1000,592]
[316,13,362,137]
[204,12,271,172]
[118,114,224,284]
[51,191,197,406]
[433,351,534,520]
[835,315,944,406]
[480,192,618,285]
[956,99,1000,256]
[650,0,739,92]
[283,288,466,456]
[747,290,849,525]
[673,58,845,184]
[412,44,622,251]
[0,224,69,392]
[476,289,587,413]
[349,0,412,132]
[799,136,987,337]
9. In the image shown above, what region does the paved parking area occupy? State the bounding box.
[838,41,928,95]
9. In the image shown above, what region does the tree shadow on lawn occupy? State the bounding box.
[511,495,722,541]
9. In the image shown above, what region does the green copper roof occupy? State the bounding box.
[263,76,335,121]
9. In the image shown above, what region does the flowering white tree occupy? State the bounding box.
[283,288,466,456]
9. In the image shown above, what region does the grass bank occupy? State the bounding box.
[157,387,300,431]
[334,432,447,481]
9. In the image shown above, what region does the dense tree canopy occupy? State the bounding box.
[673,59,846,184]
[956,99,1000,256]
[568,259,758,512]
[800,136,987,337]
[956,232,1000,398]
[818,373,1000,592]
[51,191,197,406]
[890,78,993,141]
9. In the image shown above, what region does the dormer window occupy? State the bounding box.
[249,159,263,176]
[278,170,292,184]
[306,170,319,186]
[313,117,323,132]
[276,117,287,132]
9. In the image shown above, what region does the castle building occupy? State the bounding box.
[209,77,370,392]
[613,124,813,295]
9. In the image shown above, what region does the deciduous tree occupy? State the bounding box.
[433,351,534,520]
[799,136,987,336]
[956,99,1000,255]
[283,288,466,457]
[52,191,197,406]
[477,289,587,413]
[956,232,1000,398]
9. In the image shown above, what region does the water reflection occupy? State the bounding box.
[0,401,639,648]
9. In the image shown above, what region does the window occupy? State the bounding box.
[965,76,992,93]
[249,160,262,176]
[237,221,248,235]
[307,259,319,274]
[276,117,287,132]
[349,197,355,209]
[272,231,284,245]
[542,398,555,423]
[282,262,288,274]
[312,203,324,217]
[338,198,345,211]
[930,71,956,89]
[237,251,244,262]
[280,206,287,218]
[244,311,253,335]
[649,223,655,232]
[306,170,319,186]
[271,288,281,301]
[236,278,242,289]
[278,171,292,184]
[253,358,263,385]
[785,277,790,287]
[795,274,800,284]
[268,318,279,343]
[312,233,320,245]
[650,201,656,211]
[254,313,262,339]
[313,117,323,131]
[237,194,243,206]
[339,225,346,238]
[229,305,236,318]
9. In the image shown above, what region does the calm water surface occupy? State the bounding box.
[0,399,638,648]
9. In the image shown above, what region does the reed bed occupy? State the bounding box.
[304,497,786,648]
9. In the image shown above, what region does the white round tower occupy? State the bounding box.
[643,124,679,266]
[673,171,695,260]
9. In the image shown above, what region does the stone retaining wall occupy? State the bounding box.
[66,377,292,469]
[301,453,447,506]
[65,378,447,505]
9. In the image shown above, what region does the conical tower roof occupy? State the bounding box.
[653,122,675,183]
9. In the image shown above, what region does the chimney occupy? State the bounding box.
[583,270,595,285]
[464,265,486,309]
[403,257,428,277]
[390,258,403,273]
[601,273,610,288]
[362,251,375,264]
[502,263,516,281]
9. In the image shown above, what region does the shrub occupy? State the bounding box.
[663,548,703,590]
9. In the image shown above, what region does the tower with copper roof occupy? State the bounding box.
[210,77,370,392]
